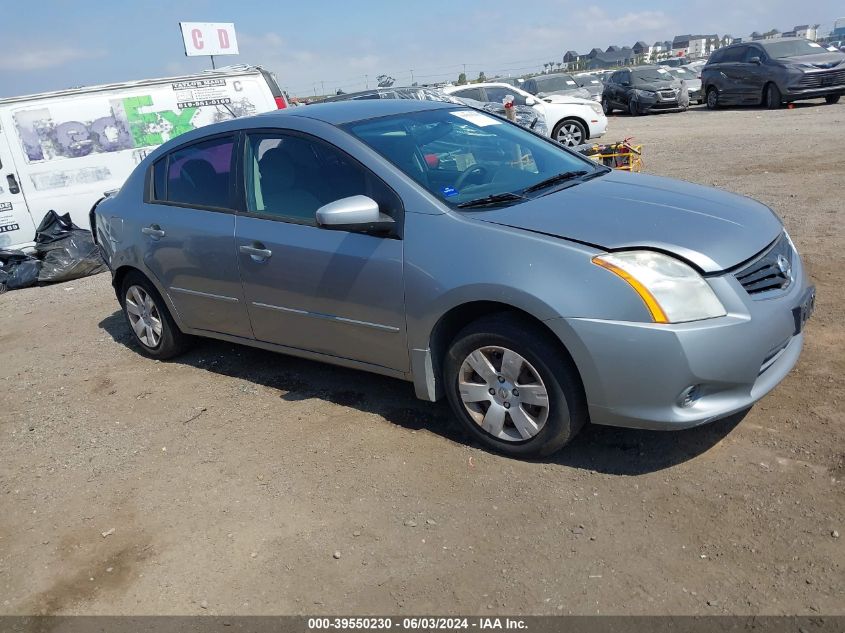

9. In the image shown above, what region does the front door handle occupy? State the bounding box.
[239,243,272,261]
[141,225,165,239]
[6,174,20,195]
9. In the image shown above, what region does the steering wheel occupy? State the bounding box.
[454,165,489,190]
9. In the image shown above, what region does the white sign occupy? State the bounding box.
[180,22,239,57]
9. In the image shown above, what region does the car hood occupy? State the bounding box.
[778,51,845,69]
[543,94,598,106]
[469,171,783,273]
[633,80,679,91]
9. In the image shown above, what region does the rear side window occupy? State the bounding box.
[152,159,167,200]
[453,88,484,101]
[163,136,235,209]
[708,49,725,64]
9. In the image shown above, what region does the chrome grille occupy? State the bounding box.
[658,90,677,100]
[734,232,794,296]
[796,68,845,88]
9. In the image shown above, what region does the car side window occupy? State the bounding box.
[721,46,746,63]
[244,133,401,225]
[484,87,527,105]
[162,136,235,209]
[608,72,620,84]
[453,88,485,101]
[743,47,763,62]
[621,71,631,85]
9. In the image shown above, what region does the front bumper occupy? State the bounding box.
[784,84,845,100]
[546,255,812,430]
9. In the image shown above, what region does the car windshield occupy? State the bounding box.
[763,39,832,58]
[668,67,696,79]
[345,107,602,208]
[535,75,580,91]
[576,76,601,86]
[632,68,672,83]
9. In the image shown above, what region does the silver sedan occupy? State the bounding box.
[93,99,813,458]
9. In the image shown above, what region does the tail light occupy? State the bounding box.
[274,96,287,109]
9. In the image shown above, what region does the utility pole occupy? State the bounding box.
[365,74,369,89]
[321,80,325,95]
[410,69,414,84]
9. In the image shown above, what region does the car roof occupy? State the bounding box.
[261,98,456,125]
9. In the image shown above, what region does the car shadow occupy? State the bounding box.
[99,310,746,476]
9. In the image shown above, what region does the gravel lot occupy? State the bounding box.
[1,100,843,616]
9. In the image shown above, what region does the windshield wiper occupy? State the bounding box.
[456,192,526,209]
[580,166,612,181]
[522,170,588,194]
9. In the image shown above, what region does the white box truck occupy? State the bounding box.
[0,65,287,251]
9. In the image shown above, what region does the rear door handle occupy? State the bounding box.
[141,225,165,239]
[239,243,272,261]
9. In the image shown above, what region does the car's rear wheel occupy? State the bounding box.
[706,87,719,110]
[825,94,841,104]
[120,271,191,360]
[601,97,614,115]
[553,119,587,146]
[765,83,783,109]
[443,313,587,458]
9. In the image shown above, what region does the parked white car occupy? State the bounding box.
[442,83,608,147]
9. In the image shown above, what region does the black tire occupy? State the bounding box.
[443,313,588,458]
[765,83,783,109]
[706,87,719,110]
[601,97,614,115]
[628,99,641,116]
[119,271,191,360]
[553,118,587,147]
[825,94,841,104]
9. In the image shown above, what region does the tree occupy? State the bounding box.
[376,74,395,87]
[477,71,486,82]
[457,72,467,85]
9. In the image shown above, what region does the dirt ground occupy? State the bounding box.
[1,100,843,617]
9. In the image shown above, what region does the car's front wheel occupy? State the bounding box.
[628,99,641,116]
[120,271,191,359]
[765,83,783,109]
[553,119,587,146]
[601,97,614,115]
[825,94,840,104]
[443,314,587,458]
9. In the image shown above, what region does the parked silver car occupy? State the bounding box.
[93,100,814,458]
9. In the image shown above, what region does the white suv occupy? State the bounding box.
[443,82,608,147]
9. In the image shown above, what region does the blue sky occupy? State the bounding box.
[1,0,841,98]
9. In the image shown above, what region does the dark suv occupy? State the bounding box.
[601,66,688,115]
[702,38,845,109]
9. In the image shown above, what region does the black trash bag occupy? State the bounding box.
[35,210,78,245]
[34,211,107,283]
[0,248,42,290]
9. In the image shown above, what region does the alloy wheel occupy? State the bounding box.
[556,122,583,146]
[457,346,550,442]
[125,285,163,348]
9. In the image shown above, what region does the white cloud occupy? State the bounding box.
[0,46,106,71]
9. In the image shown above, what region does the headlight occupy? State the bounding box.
[592,251,726,323]
[632,89,656,99]
[589,102,603,115]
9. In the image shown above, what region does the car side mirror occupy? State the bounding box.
[525,96,537,105]
[621,80,630,86]
[316,195,395,234]
[536,92,547,98]
[749,56,761,64]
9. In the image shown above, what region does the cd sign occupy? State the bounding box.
[179,22,239,57]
